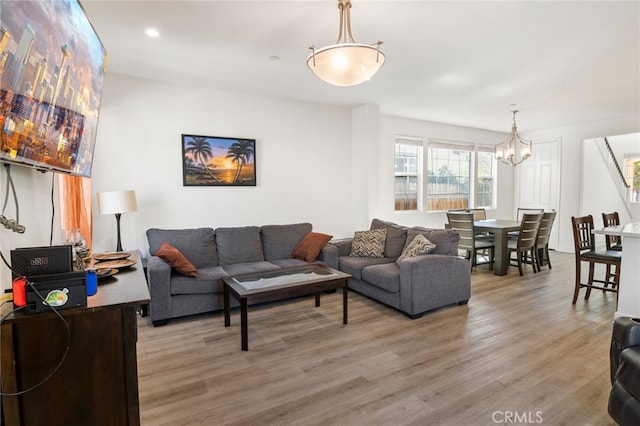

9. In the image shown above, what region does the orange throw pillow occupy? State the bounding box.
[154,242,198,277]
[291,232,333,262]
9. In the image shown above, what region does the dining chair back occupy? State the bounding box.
[468,208,487,220]
[602,211,623,286]
[570,215,622,304]
[446,212,494,269]
[507,212,543,275]
[516,207,544,221]
[509,208,544,239]
[602,212,623,251]
[534,211,557,271]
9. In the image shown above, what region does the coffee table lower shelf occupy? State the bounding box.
[222,265,350,351]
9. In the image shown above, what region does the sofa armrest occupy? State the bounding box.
[146,256,172,323]
[398,254,471,315]
[331,238,353,258]
[611,317,640,384]
[316,243,339,269]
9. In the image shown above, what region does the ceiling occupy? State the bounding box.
[82,0,640,133]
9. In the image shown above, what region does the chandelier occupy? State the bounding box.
[495,109,532,166]
[307,0,385,87]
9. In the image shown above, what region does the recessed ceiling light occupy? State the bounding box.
[145,28,159,38]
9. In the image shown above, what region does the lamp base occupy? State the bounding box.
[115,213,123,252]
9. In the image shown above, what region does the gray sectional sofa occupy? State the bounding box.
[146,223,337,326]
[331,219,471,318]
[145,219,471,326]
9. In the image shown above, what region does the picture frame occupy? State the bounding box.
[181,134,256,186]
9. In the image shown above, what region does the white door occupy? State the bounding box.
[517,138,561,249]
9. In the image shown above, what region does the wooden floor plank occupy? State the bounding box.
[136,251,618,425]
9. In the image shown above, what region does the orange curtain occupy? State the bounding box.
[59,175,92,249]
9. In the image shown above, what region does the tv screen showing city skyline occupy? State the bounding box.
[0,0,106,178]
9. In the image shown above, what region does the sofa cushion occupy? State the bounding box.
[216,226,264,265]
[362,263,401,293]
[291,231,333,262]
[222,261,282,276]
[147,228,217,268]
[339,256,395,280]
[170,266,229,295]
[349,229,387,258]
[261,223,312,261]
[405,227,460,256]
[370,218,408,258]
[154,242,198,277]
[396,234,436,264]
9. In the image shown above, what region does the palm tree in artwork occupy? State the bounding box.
[226,140,254,183]
[184,136,222,183]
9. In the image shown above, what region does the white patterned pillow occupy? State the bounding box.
[396,234,436,264]
[349,229,387,258]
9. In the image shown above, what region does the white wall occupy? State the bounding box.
[0,166,61,290]
[90,74,358,255]
[582,133,640,233]
[523,115,640,252]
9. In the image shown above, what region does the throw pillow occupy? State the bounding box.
[154,242,198,277]
[349,229,387,258]
[291,232,333,262]
[396,234,436,264]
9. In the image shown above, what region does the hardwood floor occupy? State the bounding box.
[136,251,617,425]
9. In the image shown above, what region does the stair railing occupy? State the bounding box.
[596,137,632,217]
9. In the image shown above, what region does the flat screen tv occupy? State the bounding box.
[0,0,106,178]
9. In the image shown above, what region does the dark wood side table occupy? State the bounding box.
[1,252,150,426]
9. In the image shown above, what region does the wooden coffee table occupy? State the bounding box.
[223,264,350,351]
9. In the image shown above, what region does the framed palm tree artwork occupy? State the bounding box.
[181,134,256,186]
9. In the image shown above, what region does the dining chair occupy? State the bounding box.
[570,215,622,304]
[507,212,543,275]
[602,212,623,286]
[510,208,545,239]
[446,212,494,269]
[534,211,557,271]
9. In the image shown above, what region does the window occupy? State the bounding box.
[394,137,423,211]
[476,146,497,208]
[393,136,497,212]
[426,141,472,211]
[624,155,640,202]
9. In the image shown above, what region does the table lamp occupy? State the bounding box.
[97,190,137,252]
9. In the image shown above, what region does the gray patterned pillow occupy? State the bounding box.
[396,234,436,264]
[349,229,387,258]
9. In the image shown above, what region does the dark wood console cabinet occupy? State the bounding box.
[1,252,150,426]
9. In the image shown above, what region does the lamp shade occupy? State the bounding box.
[307,43,385,87]
[97,191,137,215]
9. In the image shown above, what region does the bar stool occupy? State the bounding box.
[602,212,623,286]
[571,215,622,304]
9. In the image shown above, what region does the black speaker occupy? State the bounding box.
[10,245,73,278]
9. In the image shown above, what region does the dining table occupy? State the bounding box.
[473,219,521,276]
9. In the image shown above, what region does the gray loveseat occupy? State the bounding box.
[330,219,471,318]
[146,223,337,326]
